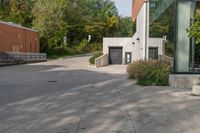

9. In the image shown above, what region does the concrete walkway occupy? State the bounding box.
[0,56,200,133]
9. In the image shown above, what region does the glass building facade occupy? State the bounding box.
[149,0,200,73]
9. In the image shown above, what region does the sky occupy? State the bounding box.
[112,0,132,17]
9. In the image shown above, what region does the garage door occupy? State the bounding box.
[109,47,122,64]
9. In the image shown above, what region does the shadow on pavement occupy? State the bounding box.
[0,63,200,133]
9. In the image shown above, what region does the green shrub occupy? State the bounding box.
[75,39,89,54]
[89,43,102,52]
[47,46,76,57]
[75,40,102,54]
[89,52,103,64]
[127,60,171,86]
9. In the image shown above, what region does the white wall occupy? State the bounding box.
[148,38,164,56]
[103,37,163,64]
[135,2,148,60]
[103,38,133,64]
[102,2,164,64]
[133,2,164,60]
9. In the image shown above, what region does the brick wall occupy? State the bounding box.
[0,22,40,53]
[132,0,145,22]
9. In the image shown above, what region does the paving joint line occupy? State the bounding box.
[108,74,137,133]
[75,71,97,133]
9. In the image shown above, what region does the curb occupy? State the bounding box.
[47,53,93,61]
[61,53,93,59]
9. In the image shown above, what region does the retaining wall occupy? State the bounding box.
[0,52,46,66]
[95,54,108,68]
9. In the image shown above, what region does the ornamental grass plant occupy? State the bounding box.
[127,60,171,86]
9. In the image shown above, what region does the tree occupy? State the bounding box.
[188,14,200,44]
[113,17,133,37]
[1,0,134,55]
[32,0,68,51]
[0,0,35,27]
[66,0,119,43]
[0,0,10,20]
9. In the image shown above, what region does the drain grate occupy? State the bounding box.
[48,80,58,83]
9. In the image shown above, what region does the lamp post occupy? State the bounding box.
[63,35,68,47]
[163,34,167,56]
[88,34,91,43]
[63,35,68,54]
[63,35,67,43]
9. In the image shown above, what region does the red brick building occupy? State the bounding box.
[132,0,145,22]
[0,21,40,53]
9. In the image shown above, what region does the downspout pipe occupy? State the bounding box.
[144,0,149,61]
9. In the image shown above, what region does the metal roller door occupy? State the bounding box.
[109,47,122,64]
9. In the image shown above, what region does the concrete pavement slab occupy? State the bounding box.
[1,56,200,133]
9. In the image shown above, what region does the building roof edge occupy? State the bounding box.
[0,21,39,33]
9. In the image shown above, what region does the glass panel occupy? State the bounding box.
[149,0,175,57]
[175,1,194,72]
[194,1,200,72]
[194,45,200,72]
[149,0,196,73]
[149,0,175,25]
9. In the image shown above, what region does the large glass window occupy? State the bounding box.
[149,0,197,73]
[194,1,200,72]
[149,0,175,57]
[175,1,195,72]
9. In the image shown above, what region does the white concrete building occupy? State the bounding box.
[102,0,164,65]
